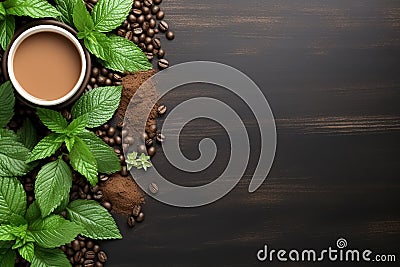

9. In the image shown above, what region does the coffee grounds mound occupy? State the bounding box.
[100,174,145,216]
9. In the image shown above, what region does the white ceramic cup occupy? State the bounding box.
[7,25,87,106]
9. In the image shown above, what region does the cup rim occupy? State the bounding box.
[7,24,87,106]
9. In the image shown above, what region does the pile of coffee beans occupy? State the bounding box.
[84,0,174,70]
[61,236,108,267]
[86,64,124,92]
[127,204,145,227]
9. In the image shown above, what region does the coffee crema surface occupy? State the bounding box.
[13,32,82,101]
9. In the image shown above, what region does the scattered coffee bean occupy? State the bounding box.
[158,58,169,69]
[102,201,112,210]
[156,133,165,143]
[85,251,96,260]
[127,216,136,227]
[132,205,141,217]
[97,251,108,263]
[148,146,156,157]
[157,48,165,58]
[158,20,169,32]
[166,30,175,40]
[136,212,145,222]
[99,174,109,182]
[157,104,167,115]
[120,166,128,176]
[145,138,153,147]
[149,182,159,194]
[156,10,165,20]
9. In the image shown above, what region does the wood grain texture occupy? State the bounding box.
[103,0,400,266]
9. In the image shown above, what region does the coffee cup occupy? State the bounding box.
[2,20,91,108]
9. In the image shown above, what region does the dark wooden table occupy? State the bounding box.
[103,0,400,266]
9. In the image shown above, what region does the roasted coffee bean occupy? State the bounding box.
[128,14,136,23]
[125,30,133,40]
[134,0,141,8]
[102,124,109,131]
[74,251,84,263]
[145,36,152,44]
[152,38,161,49]
[119,154,125,163]
[126,22,132,30]
[91,185,99,193]
[133,8,142,16]
[72,240,81,251]
[147,28,155,37]
[24,183,33,192]
[99,174,109,182]
[132,22,140,28]
[120,166,128,176]
[147,44,154,52]
[86,241,94,249]
[149,124,157,133]
[157,48,165,58]
[90,77,96,85]
[115,136,122,145]
[97,75,106,85]
[102,201,112,210]
[146,52,154,60]
[107,127,115,137]
[144,0,153,7]
[93,190,103,200]
[158,20,169,32]
[97,251,108,263]
[157,104,167,115]
[132,36,140,44]
[108,138,115,146]
[141,132,149,141]
[139,33,146,42]
[67,248,74,256]
[156,10,165,20]
[145,138,153,147]
[148,146,156,157]
[85,251,96,260]
[154,0,162,4]
[91,66,99,77]
[138,144,147,154]
[113,73,122,81]
[136,212,145,222]
[96,262,103,267]
[166,30,175,40]
[151,5,160,14]
[84,259,94,267]
[137,15,145,24]
[62,109,72,120]
[149,182,159,194]
[149,18,156,28]
[122,20,129,28]
[142,21,150,31]
[105,78,113,86]
[145,13,153,21]
[101,68,108,76]
[139,42,146,50]
[142,6,151,15]
[158,58,169,69]
[132,205,141,216]
[93,245,101,253]
[127,216,136,227]
[156,133,165,143]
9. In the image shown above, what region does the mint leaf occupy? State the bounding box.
[54,0,76,25]
[65,136,75,152]
[29,215,81,248]
[0,3,6,18]
[0,138,32,177]
[101,35,152,72]
[72,0,94,33]
[36,108,68,134]
[67,200,122,239]
[25,201,41,224]
[53,195,69,214]
[0,81,15,128]
[31,247,71,267]
[83,31,110,61]
[65,115,87,136]
[27,133,64,163]
[92,0,133,32]
[78,131,121,174]
[0,177,26,224]
[0,15,15,52]
[0,225,16,241]
[18,242,34,262]
[0,243,15,267]
[0,128,18,141]
[69,138,98,186]
[35,159,72,217]
[17,118,38,150]
[71,86,122,128]
[4,0,60,18]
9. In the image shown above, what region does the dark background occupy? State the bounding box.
[103,0,400,266]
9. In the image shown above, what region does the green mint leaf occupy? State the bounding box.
[27,133,64,163]
[0,15,15,52]
[0,3,6,18]
[9,213,26,227]
[69,137,98,186]
[65,136,75,153]
[0,177,26,223]
[4,0,60,18]
[83,31,110,61]
[36,108,68,134]
[29,215,82,248]
[66,199,122,240]
[31,247,71,267]
[0,138,32,177]
[0,225,16,241]
[78,131,121,174]
[25,201,41,224]
[0,128,18,141]
[0,244,15,267]
[17,118,38,150]
[53,0,76,25]
[72,0,94,33]
[71,86,122,128]
[92,0,133,32]
[35,159,72,217]
[0,81,15,128]
[101,35,152,73]
[18,242,34,262]
[66,115,87,136]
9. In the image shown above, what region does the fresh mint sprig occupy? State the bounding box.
[55,0,152,73]
[126,152,152,171]
[28,86,122,186]
[0,0,60,50]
